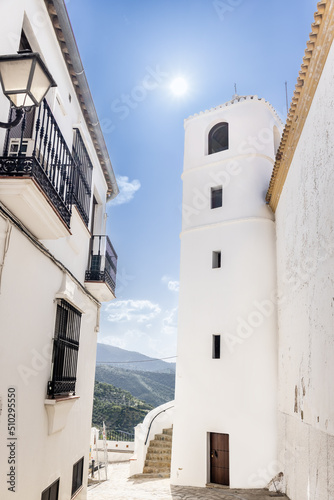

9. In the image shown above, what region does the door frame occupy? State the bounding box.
[208,432,230,486]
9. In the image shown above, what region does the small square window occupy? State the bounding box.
[212,335,221,359]
[212,251,221,269]
[211,186,222,209]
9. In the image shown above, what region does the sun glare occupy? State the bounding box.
[170,77,188,96]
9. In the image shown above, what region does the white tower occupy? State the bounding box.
[171,96,282,489]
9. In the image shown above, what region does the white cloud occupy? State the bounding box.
[105,299,161,323]
[167,280,179,292]
[162,307,178,335]
[111,175,141,206]
[161,275,179,293]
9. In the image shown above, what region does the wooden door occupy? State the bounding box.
[210,432,229,486]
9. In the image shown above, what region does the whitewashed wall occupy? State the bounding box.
[171,97,282,488]
[275,39,334,500]
[0,1,113,499]
[0,218,99,500]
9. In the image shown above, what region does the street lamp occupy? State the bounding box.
[0,52,56,129]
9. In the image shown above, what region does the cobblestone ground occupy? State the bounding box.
[87,462,287,500]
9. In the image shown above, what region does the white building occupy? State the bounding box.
[0,1,118,499]
[266,1,334,498]
[171,95,282,488]
[171,1,334,498]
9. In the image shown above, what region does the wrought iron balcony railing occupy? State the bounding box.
[0,100,74,228]
[0,100,94,230]
[85,235,117,295]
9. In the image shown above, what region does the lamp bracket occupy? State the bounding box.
[0,108,24,129]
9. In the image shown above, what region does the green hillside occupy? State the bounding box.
[95,365,175,407]
[92,381,153,432]
[96,343,176,373]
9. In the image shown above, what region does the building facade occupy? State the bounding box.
[266,2,334,498]
[172,1,334,498]
[171,95,282,488]
[0,1,118,499]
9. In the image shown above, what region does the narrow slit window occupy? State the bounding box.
[212,251,221,269]
[211,186,222,209]
[212,335,221,359]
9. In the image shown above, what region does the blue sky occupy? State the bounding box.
[67,0,316,360]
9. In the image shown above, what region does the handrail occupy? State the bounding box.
[144,405,174,446]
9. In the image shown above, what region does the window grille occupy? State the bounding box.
[72,457,84,497]
[48,300,82,398]
[41,478,59,500]
[72,129,93,226]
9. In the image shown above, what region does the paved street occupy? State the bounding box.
[87,462,287,500]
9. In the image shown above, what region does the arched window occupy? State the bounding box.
[208,122,229,154]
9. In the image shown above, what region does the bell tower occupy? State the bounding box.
[171,95,283,488]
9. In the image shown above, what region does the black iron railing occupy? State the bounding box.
[99,429,135,442]
[48,300,82,398]
[144,405,174,445]
[0,100,75,228]
[85,235,117,295]
[72,128,93,226]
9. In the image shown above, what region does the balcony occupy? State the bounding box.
[0,100,91,239]
[85,235,117,302]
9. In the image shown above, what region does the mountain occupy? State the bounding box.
[96,343,176,373]
[92,381,153,432]
[95,365,175,408]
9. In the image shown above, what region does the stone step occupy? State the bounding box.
[148,440,172,449]
[145,459,171,468]
[131,472,170,479]
[146,445,172,453]
[153,433,172,442]
[142,427,173,476]
[146,452,171,461]
[143,466,171,474]
[147,446,171,454]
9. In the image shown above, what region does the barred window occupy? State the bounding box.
[48,300,82,398]
[72,457,84,497]
[72,129,93,226]
[41,478,59,500]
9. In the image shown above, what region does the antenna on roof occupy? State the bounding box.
[285,81,289,115]
[234,83,237,95]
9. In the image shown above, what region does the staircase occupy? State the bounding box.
[143,427,173,477]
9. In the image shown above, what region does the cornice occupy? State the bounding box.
[266,0,334,211]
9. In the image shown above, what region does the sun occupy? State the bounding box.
[170,77,188,96]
